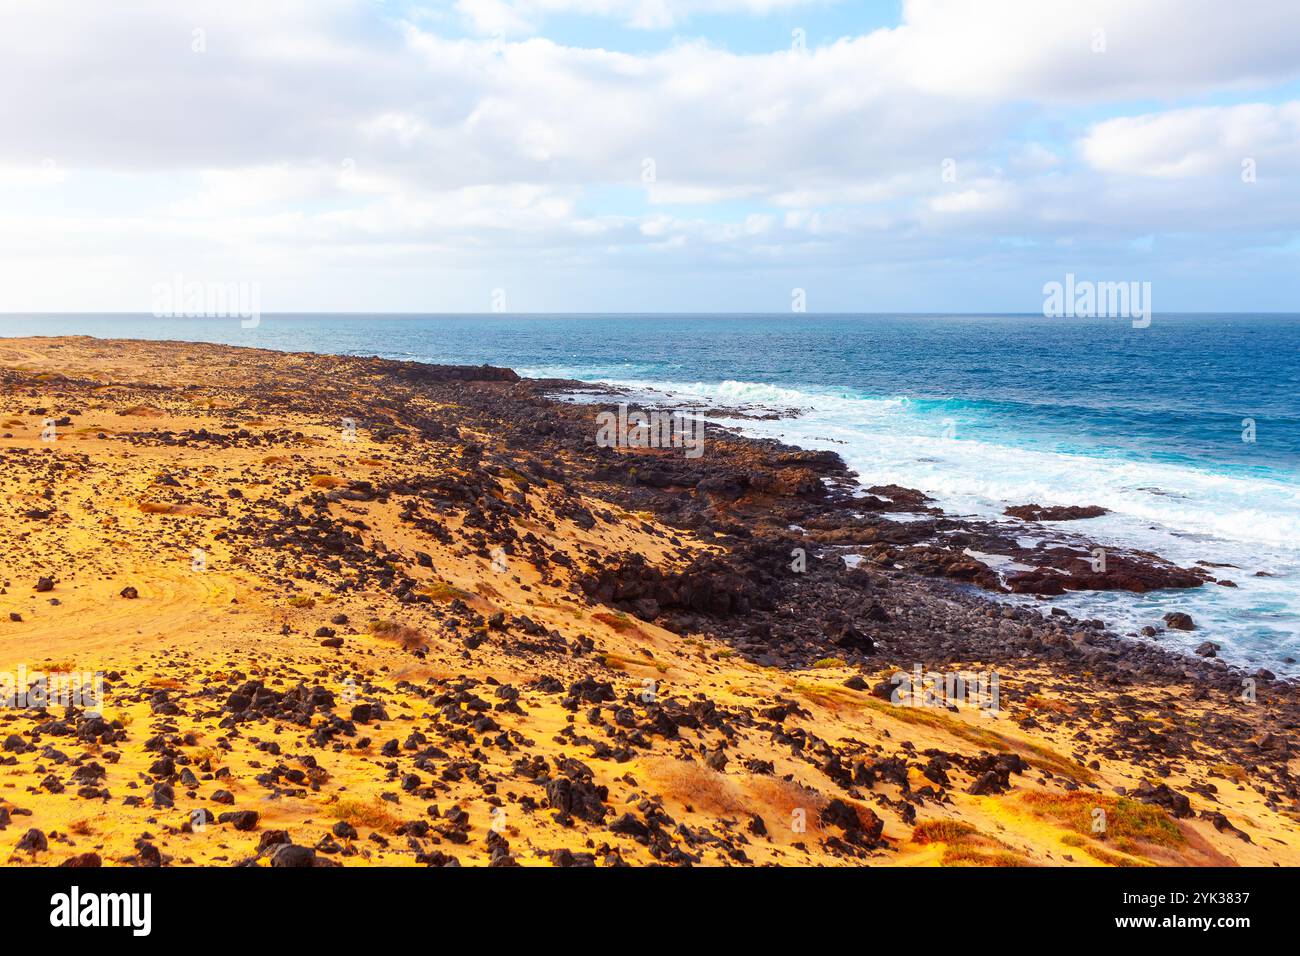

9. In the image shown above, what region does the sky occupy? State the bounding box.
[1,0,1298,314]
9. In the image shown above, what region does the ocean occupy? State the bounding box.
[4,312,1298,675]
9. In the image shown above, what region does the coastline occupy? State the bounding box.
[1,335,1296,867]
[7,312,1295,672]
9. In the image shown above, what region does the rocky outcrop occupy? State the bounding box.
[1005,503,1108,521]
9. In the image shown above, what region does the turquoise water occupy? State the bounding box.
[4,312,1298,673]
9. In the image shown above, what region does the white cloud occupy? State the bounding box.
[888,0,1300,101]
[1081,101,1300,178]
[166,165,353,217]
[1010,143,1063,173]
[0,161,68,189]
[928,182,1016,214]
[0,0,1298,310]
[5,0,1297,189]
[455,0,822,34]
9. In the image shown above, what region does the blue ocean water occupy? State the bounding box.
[4,313,1299,673]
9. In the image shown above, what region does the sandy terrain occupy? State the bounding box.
[0,336,1295,867]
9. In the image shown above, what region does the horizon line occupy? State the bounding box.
[4,311,1300,318]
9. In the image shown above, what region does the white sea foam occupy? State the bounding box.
[548,374,1300,675]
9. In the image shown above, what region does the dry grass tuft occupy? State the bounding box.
[419,581,474,603]
[592,610,636,631]
[791,681,866,716]
[1020,792,1185,852]
[912,819,980,844]
[1209,762,1248,783]
[643,757,827,846]
[327,798,402,833]
[1061,833,1149,867]
[599,651,667,674]
[912,817,1033,866]
[369,619,428,650]
[644,757,749,816]
[592,610,652,640]
[941,846,1031,866]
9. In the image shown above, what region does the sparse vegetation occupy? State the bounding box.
[1020,792,1185,851]
[1210,762,1248,783]
[911,819,980,844]
[420,581,474,602]
[911,818,1031,866]
[1,335,1290,873]
[599,651,667,674]
[592,610,636,632]
[369,618,427,650]
[327,798,402,833]
[1061,833,1148,867]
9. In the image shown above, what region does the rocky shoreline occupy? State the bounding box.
[0,336,1295,867]
[538,382,1269,676]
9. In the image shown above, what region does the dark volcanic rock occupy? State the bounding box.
[270,844,317,867]
[1133,779,1193,818]
[218,810,260,831]
[17,828,47,852]
[1005,503,1108,521]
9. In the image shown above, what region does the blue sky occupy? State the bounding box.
[0,0,1298,313]
[417,0,905,53]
